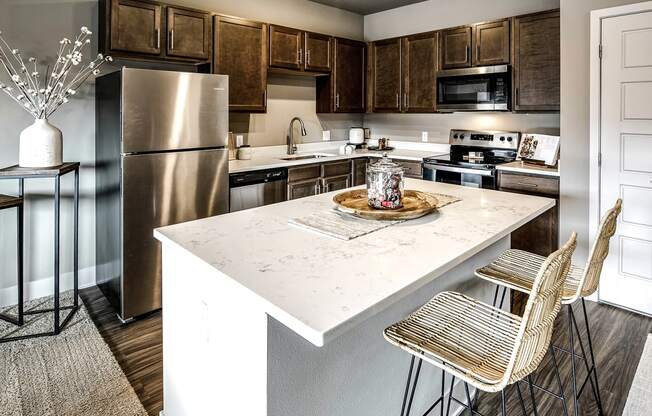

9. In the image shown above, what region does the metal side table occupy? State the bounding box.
[0,163,80,342]
[0,194,23,327]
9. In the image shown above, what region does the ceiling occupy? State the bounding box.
[309,0,428,15]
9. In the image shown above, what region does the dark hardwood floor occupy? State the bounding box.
[80,285,651,416]
[80,286,163,416]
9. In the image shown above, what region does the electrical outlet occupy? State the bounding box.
[322,130,331,141]
[421,131,428,142]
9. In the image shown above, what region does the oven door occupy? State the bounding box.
[423,163,497,189]
[437,65,510,111]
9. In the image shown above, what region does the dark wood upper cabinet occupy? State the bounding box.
[371,38,402,112]
[317,38,366,113]
[473,19,510,66]
[512,10,560,111]
[333,38,366,113]
[304,32,332,72]
[269,25,303,70]
[166,7,211,60]
[440,26,472,69]
[110,0,162,55]
[403,32,437,113]
[214,15,268,112]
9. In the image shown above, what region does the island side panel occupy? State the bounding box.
[161,242,268,416]
[267,237,510,416]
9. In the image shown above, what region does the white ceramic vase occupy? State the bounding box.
[19,118,63,168]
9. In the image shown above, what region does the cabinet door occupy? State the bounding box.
[473,19,510,66]
[403,32,437,113]
[110,0,162,55]
[371,38,402,112]
[333,38,366,113]
[352,158,368,186]
[269,25,303,70]
[322,175,351,193]
[305,32,332,72]
[288,178,321,200]
[393,159,423,179]
[214,16,268,112]
[167,7,211,60]
[512,10,560,111]
[439,26,472,69]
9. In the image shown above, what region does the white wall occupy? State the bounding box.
[559,0,648,263]
[0,0,364,307]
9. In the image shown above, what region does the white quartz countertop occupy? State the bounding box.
[497,161,560,177]
[229,143,448,174]
[154,180,554,347]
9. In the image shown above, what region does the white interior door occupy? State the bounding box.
[599,11,652,315]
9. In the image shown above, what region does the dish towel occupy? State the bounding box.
[289,192,460,240]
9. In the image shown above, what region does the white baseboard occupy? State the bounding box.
[0,266,95,308]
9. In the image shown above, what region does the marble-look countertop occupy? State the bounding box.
[497,161,560,177]
[229,141,449,173]
[154,180,554,347]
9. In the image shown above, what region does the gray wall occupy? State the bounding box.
[362,0,561,144]
[559,0,647,263]
[0,0,364,306]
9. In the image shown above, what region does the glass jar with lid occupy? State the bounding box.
[367,154,404,209]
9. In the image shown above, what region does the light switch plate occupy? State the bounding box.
[322,130,331,141]
[421,131,428,142]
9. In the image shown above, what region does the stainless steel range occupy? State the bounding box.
[423,129,520,189]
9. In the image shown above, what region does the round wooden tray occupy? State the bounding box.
[333,189,438,220]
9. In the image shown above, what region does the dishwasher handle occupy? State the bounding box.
[230,168,288,188]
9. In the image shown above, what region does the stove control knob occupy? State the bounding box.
[459,134,465,139]
[507,137,513,142]
[453,134,459,139]
[499,136,506,141]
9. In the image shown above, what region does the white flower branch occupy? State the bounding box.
[0,26,112,119]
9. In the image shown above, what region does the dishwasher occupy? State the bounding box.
[229,168,288,212]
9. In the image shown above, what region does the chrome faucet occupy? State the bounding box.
[287,117,307,155]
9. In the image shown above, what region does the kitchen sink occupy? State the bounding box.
[279,153,335,161]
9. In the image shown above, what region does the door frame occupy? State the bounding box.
[589,0,652,304]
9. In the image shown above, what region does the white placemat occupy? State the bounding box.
[289,192,460,240]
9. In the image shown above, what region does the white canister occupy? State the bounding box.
[349,127,365,144]
[236,145,252,160]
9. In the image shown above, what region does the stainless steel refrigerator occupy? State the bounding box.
[96,68,229,321]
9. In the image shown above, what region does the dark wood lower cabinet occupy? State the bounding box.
[287,161,353,200]
[498,170,559,315]
[288,178,320,200]
[352,158,368,186]
[322,175,350,193]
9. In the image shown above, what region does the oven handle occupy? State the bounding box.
[423,163,494,177]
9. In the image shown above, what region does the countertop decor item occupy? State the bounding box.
[367,154,404,209]
[0,26,111,167]
[237,145,252,160]
[333,189,439,220]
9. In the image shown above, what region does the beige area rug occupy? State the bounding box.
[0,294,148,416]
[623,334,652,416]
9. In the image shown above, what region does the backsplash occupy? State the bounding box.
[364,112,560,143]
[229,75,363,147]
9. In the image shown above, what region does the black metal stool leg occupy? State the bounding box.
[464,382,473,415]
[400,356,416,416]
[569,306,601,411]
[445,376,455,416]
[515,382,528,416]
[405,358,423,416]
[441,370,446,416]
[17,179,24,325]
[568,305,579,416]
[550,345,569,416]
[582,299,604,415]
[527,375,539,416]
[501,389,507,416]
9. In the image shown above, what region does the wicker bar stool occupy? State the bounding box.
[384,232,577,416]
[475,199,622,415]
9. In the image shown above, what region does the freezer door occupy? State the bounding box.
[121,148,229,319]
[122,68,229,153]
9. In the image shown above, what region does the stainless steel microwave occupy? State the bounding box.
[437,65,511,111]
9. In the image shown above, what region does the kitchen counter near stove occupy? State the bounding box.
[496,160,560,177]
[154,180,555,416]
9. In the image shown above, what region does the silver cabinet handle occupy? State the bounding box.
[516,182,538,188]
[315,180,321,195]
[335,93,340,109]
[306,50,311,65]
[396,93,400,108]
[156,28,160,49]
[404,93,408,109]
[298,48,303,64]
[170,29,174,50]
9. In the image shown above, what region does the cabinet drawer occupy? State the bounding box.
[322,160,351,178]
[288,164,321,182]
[498,172,559,196]
[394,159,423,179]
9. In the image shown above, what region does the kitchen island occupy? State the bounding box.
[154,180,555,416]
